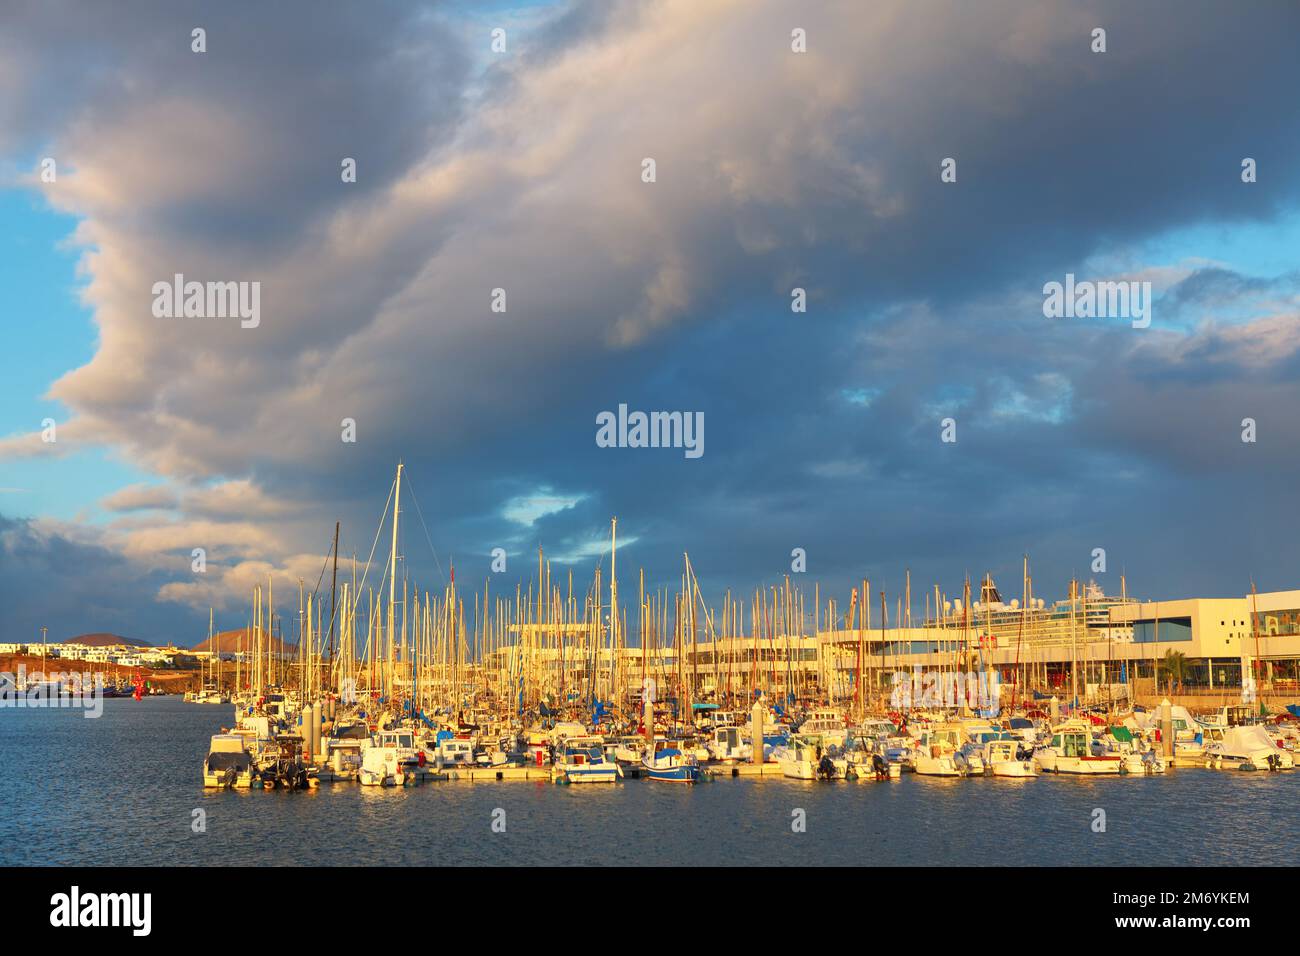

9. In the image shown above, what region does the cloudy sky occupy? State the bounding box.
[2,0,1299,645]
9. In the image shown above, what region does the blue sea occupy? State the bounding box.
[1,696,1296,866]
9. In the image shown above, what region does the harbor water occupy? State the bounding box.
[2,697,1296,867]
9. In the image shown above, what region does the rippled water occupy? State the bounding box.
[2,697,1296,866]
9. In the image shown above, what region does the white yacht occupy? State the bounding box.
[202,734,254,788]
[772,740,818,779]
[797,709,848,746]
[1205,725,1294,771]
[323,718,369,779]
[435,738,475,770]
[983,738,1036,777]
[706,725,751,763]
[913,725,968,776]
[1034,721,1121,774]
[612,736,647,765]
[552,736,620,783]
[359,729,420,786]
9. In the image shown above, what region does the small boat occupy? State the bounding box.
[191,685,227,704]
[435,738,475,770]
[473,740,511,767]
[642,739,701,783]
[359,729,420,786]
[844,734,901,779]
[258,734,314,790]
[957,741,986,775]
[797,709,848,746]
[552,736,620,783]
[323,718,368,779]
[1205,725,1295,771]
[983,738,1036,777]
[1034,721,1121,774]
[1095,726,1164,774]
[202,734,254,788]
[706,725,751,763]
[611,736,647,766]
[913,725,969,776]
[770,740,819,779]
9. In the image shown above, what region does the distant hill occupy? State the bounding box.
[65,633,152,648]
[193,627,296,655]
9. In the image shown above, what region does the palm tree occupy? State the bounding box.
[1159,650,1188,694]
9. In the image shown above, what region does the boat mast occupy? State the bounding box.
[1250,580,1263,709]
[610,517,617,709]
[388,462,402,703]
[328,521,340,667]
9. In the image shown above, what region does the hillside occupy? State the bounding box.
[65,633,152,647]
[192,627,296,655]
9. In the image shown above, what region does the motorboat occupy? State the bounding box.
[1095,726,1164,774]
[913,724,969,776]
[642,739,701,783]
[359,729,420,786]
[956,741,986,775]
[202,734,254,788]
[435,738,475,770]
[1205,725,1294,771]
[1001,716,1041,745]
[844,734,901,779]
[257,734,314,790]
[1034,721,1121,774]
[769,741,809,779]
[611,736,647,765]
[797,709,848,746]
[192,686,227,705]
[706,725,751,763]
[473,739,512,767]
[323,718,369,779]
[552,736,621,783]
[983,738,1036,777]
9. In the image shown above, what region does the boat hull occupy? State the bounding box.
[914,754,964,776]
[202,770,253,788]
[988,761,1036,778]
[643,763,700,783]
[1039,755,1122,774]
[554,765,619,783]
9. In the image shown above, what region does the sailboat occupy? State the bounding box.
[193,610,229,703]
[642,737,701,782]
[552,736,621,783]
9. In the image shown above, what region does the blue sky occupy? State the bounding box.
[3,0,1300,645]
[0,190,158,520]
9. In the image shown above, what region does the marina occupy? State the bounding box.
[2,695,1298,868]
[169,465,1300,802]
[2,0,1297,929]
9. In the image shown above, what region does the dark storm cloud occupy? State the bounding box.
[0,516,205,643]
[2,0,1300,635]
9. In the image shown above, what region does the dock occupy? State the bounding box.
[706,762,782,777]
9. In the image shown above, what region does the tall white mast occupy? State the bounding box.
[609,516,618,703]
[388,462,403,701]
